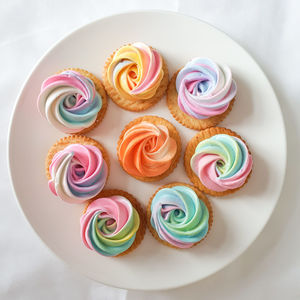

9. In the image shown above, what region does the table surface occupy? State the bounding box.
[1,1,299,299]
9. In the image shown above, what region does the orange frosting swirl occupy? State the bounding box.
[118,122,177,177]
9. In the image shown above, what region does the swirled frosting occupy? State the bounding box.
[150,185,209,248]
[48,144,108,203]
[190,134,252,192]
[80,195,140,256]
[107,42,164,100]
[176,58,237,119]
[38,70,102,133]
[118,121,177,177]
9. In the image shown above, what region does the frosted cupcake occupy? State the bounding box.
[117,116,181,182]
[167,58,236,130]
[185,127,253,196]
[147,182,213,249]
[103,42,169,111]
[38,68,107,134]
[80,189,146,257]
[46,136,109,203]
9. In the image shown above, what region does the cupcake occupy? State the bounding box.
[38,68,107,134]
[103,42,169,111]
[167,58,236,130]
[46,135,109,203]
[147,182,213,249]
[185,127,253,196]
[80,189,146,257]
[117,116,181,182]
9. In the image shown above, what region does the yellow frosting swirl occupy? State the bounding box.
[107,42,164,100]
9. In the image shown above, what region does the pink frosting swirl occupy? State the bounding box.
[80,195,140,256]
[176,58,236,119]
[190,134,252,192]
[37,70,102,133]
[48,144,108,203]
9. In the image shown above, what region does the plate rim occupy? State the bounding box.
[7,9,287,291]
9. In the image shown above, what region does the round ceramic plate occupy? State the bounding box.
[8,11,286,290]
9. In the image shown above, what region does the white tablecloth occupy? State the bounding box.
[1,1,299,299]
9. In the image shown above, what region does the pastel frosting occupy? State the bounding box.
[38,70,102,133]
[190,134,252,192]
[48,144,108,203]
[80,195,140,256]
[150,185,209,248]
[176,58,237,119]
[107,42,164,100]
[118,121,177,177]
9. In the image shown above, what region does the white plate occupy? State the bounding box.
[8,11,286,290]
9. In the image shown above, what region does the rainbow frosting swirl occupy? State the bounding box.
[48,144,108,203]
[107,42,164,100]
[190,134,252,192]
[80,195,140,256]
[38,70,102,133]
[176,58,237,119]
[150,185,209,248]
[118,121,177,177]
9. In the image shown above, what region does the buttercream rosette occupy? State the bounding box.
[103,42,168,111]
[80,190,145,256]
[147,183,212,249]
[117,116,181,181]
[167,58,236,130]
[38,69,107,134]
[185,127,253,196]
[46,136,109,203]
